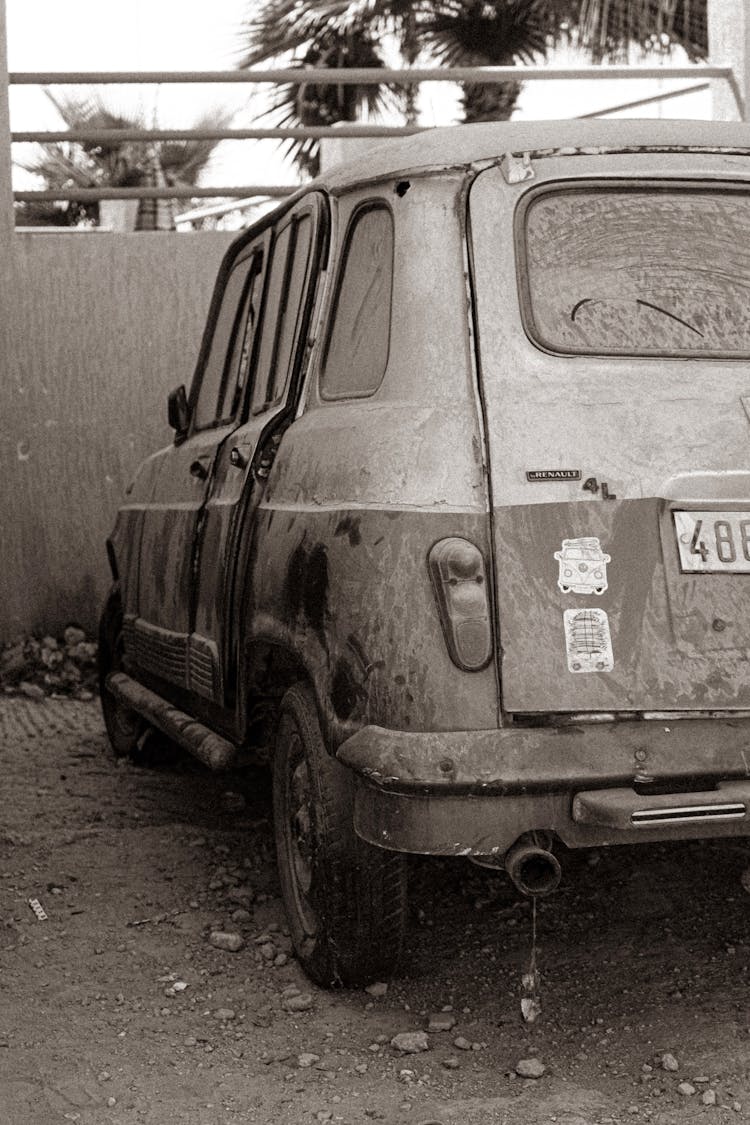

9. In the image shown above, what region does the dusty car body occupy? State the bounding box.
[101,119,750,985]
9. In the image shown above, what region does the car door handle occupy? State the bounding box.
[229,447,248,470]
[189,458,210,481]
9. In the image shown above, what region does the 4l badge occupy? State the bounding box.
[554,536,610,595]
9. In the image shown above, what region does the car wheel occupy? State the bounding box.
[273,683,407,988]
[98,587,146,759]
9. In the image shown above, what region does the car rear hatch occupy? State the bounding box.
[468,152,750,716]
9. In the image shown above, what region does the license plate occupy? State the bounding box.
[673,511,750,572]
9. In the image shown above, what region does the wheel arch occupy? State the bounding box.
[241,624,345,756]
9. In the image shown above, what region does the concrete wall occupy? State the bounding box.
[709,0,750,121]
[2,231,234,638]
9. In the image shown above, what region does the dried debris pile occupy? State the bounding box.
[0,626,98,700]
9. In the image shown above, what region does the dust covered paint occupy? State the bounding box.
[492,497,750,712]
[246,506,496,739]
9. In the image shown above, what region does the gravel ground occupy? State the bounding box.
[1,696,750,1125]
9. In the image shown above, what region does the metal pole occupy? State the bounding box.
[8,64,735,86]
[577,82,711,119]
[14,186,298,202]
[0,0,13,240]
[11,125,425,144]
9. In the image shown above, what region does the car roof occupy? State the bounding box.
[319,119,750,189]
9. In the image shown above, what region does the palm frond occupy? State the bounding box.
[421,0,548,66]
[44,89,145,159]
[237,0,352,66]
[246,30,401,175]
[16,144,99,189]
[237,0,434,68]
[159,108,236,186]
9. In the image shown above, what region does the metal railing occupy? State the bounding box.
[10,64,739,87]
[10,64,741,209]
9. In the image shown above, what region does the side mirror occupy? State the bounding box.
[167,385,189,438]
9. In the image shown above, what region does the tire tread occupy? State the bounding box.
[274,683,407,987]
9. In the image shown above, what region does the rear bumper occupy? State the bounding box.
[336,718,750,854]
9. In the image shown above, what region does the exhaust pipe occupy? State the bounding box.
[505,839,562,898]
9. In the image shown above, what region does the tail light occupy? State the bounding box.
[428,538,493,671]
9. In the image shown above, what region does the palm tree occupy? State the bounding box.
[14,90,234,229]
[237,0,708,173]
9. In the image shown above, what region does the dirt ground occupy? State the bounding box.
[1,696,750,1125]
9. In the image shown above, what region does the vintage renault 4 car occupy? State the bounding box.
[101,120,750,986]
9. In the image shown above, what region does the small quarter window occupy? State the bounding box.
[251,214,313,415]
[218,255,264,421]
[268,214,312,405]
[321,205,394,400]
[193,252,256,429]
[252,224,293,413]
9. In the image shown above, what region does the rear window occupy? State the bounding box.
[520,186,750,357]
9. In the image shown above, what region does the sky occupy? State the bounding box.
[6,0,715,201]
[7,0,296,191]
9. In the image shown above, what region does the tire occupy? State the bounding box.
[98,586,146,759]
[273,683,408,988]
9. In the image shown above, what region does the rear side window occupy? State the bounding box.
[320,204,394,399]
[520,185,750,357]
[251,224,293,413]
[193,252,256,429]
[268,215,312,405]
[218,253,264,421]
[251,214,312,413]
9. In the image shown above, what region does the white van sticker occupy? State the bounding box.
[563,609,614,673]
[555,536,610,595]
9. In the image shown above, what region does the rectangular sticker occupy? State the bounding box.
[563,608,614,674]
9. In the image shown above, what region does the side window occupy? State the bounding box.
[251,214,313,414]
[192,250,259,430]
[320,204,394,400]
[218,255,264,422]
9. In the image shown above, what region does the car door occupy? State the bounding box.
[130,232,270,692]
[189,192,327,708]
